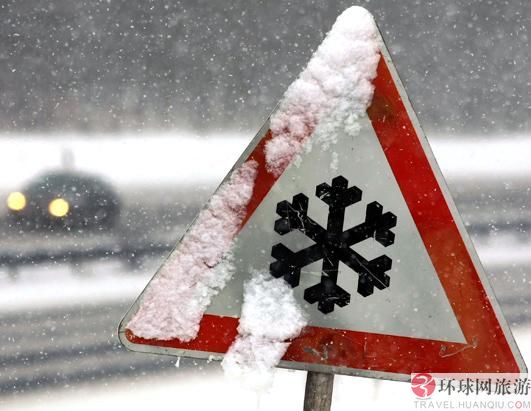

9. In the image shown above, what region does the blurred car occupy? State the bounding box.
[6,171,120,231]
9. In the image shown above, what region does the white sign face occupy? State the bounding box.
[120,18,526,381]
[208,115,466,344]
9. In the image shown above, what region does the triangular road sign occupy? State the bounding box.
[119,8,526,381]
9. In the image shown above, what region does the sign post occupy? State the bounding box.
[304,372,334,411]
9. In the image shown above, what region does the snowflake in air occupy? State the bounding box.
[269,175,397,314]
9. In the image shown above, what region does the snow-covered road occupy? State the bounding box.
[2,327,530,411]
[0,233,529,313]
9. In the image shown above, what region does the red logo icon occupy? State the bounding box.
[411,373,436,398]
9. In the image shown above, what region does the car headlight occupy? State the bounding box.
[7,192,26,211]
[48,198,69,217]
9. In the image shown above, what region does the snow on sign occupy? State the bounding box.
[119,7,526,381]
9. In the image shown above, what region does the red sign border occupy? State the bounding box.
[121,46,526,379]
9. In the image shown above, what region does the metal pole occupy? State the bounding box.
[303,371,335,411]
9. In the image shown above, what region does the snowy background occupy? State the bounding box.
[1,0,530,134]
[1,1,530,410]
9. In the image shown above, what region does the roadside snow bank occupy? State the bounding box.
[265,6,380,176]
[127,160,258,341]
[222,273,307,389]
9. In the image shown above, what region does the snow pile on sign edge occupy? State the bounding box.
[127,4,379,353]
[221,272,307,389]
[265,6,380,176]
[127,160,258,341]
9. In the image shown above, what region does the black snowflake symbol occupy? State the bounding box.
[269,175,397,314]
